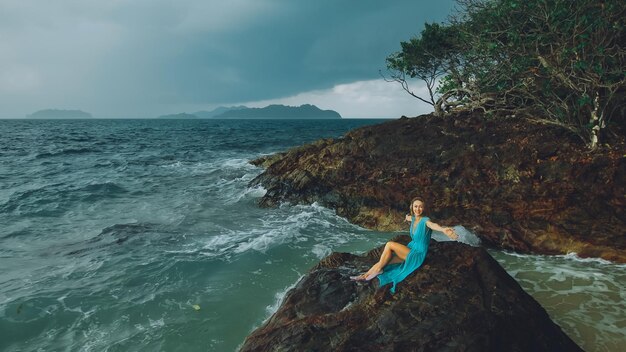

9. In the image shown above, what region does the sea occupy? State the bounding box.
[0,118,624,352]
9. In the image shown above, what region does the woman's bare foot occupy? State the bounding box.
[365,270,382,281]
[351,264,383,281]
[350,273,368,281]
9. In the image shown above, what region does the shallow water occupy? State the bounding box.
[489,251,626,352]
[0,118,623,351]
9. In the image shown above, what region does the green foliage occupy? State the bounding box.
[387,0,626,147]
[436,75,459,96]
[385,22,466,108]
[387,23,461,77]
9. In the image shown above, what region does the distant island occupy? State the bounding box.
[156,112,199,119]
[25,105,341,120]
[193,106,248,118]
[26,109,92,119]
[156,104,341,120]
[214,104,341,119]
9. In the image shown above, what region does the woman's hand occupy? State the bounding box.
[405,214,412,222]
[444,227,459,240]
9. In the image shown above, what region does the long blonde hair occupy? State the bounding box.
[409,197,426,216]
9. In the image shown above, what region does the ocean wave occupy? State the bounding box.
[219,158,259,170]
[35,147,101,159]
[160,157,259,172]
[92,159,126,169]
[496,250,626,268]
[491,248,626,351]
[197,228,289,258]
[64,222,162,257]
[559,252,624,266]
[81,181,127,193]
[198,209,335,258]
[311,244,332,259]
[206,203,357,257]
[0,228,32,240]
[0,182,128,216]
[202,172,265,206]
[201,232,241,255]
[233,229,292,254]
[0,184,67,215]
[264,278,302,317]
[223,184,267,205]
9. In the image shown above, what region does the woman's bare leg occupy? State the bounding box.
[388,255,404,265]
[355,241,410,280]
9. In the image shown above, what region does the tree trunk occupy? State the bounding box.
[589,92,602,149]
[434,101,444,117]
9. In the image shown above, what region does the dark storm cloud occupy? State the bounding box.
[160,0,456,103]
[0,0,455,117]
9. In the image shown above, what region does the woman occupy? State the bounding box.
[351,198,458,293]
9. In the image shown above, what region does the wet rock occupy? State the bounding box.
[250,112,626,262]
[240,239,582,352]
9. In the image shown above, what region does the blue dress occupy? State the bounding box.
[377,216,432,293]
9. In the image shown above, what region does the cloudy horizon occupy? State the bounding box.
[0,0,455,118]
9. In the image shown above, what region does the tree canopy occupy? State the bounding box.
[386,0,625,148]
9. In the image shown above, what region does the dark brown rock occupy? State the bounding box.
[250,111,626,262]
[240,239,582,352]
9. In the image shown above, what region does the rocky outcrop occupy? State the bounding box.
[250,111,626,262]
[240,238,582,351]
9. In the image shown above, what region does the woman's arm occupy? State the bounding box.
[426,220,459,240]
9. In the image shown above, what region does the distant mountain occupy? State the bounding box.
[214,104,341,119]
[194,106,248,118]
[156,112,199,119]
[26,109,92,119]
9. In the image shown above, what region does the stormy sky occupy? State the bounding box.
[0,0,455,118]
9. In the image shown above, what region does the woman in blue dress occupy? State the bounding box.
[352,198,458,293]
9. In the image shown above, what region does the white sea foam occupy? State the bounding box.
[161,161,183,169]
[311,244,331,259]
[264,278,301,317]
[497,250,626,268]
[559,252,622,266]
[202,233,237,251]
[234,230,282,254]
[149,317,165,328]
[80,325,109,352]
[224,184,267,205]
[490,249,626,351]
[219,158,259,170]
[160,157,260,179]
[196,201,368,259]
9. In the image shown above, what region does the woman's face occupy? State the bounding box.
[412,201,424,216]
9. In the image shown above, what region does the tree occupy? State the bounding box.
[458,0,626,148]
[384,23,465,116]
[388,0,626,148]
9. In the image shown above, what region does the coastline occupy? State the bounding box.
[250,111,626,262]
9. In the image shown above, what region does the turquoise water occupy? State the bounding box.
[1,119,624,351]
[489,251,626,352]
